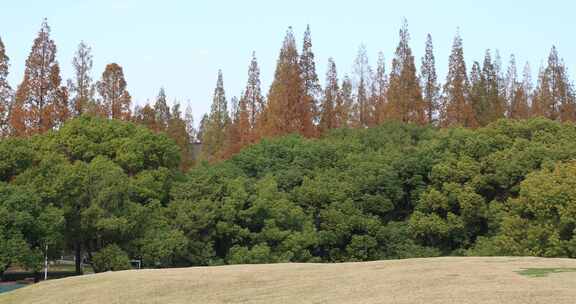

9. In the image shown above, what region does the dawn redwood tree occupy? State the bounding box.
[531,65,550,118]
[68,41,95,117]
[371,52,388,125]
[532,47,575,121]
[387,20,425,124]
[352,44,371,128]
[469,61,486,125]
[263,27,312,137]
[242,52,264,142]
[337,75,353,128]
[184,103,196,143]
[200,70,230,161]
[167,103,194,170]
[319,58,339,132]
[505,54,518,117]
[97,63,131,120]
[299,25,322,127]
[11,19,69,136]
[420,34,440,124]
[133,104,157,131]
[0,36,12,137]
[154,87,171,131]
[224,96,251,157]
[441,31,476,127]
[197,113,208,144]
[507,58,531,120]
[509,84,530,119]
[480,50,506,124]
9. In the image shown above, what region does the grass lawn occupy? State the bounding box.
[515,267,576,278]
[1,257,576,304]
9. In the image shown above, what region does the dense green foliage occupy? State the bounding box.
[2,116,576,275]
[91,244,131,272]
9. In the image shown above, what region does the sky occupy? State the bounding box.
[1,0,575,123]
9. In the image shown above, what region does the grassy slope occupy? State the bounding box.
[1,257,576,304]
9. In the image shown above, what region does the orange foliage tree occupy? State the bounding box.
[97,63,131,120]
[11,19,68,136]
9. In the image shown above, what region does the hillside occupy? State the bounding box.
[1,257,576,304]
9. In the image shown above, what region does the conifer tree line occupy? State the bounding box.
[0,20,195,169]
[198,20,576,161]
[1,19,576,164]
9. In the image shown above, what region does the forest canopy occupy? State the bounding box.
[1,116,576,278]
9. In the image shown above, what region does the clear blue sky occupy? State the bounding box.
[1,0,574,122]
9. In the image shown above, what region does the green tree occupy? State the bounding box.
[420,34,439,124]
[242,52,264,142]
[200,70,230,161]
[154,87,171,131]
[299,25,322,127]
[442,31,476,127]
[480,50,506,124]
[352,44,371,127]
[337,76,353,128]
[372,52,388,125]
[319,58,339,133]
[68,41,95,117]
[484,162,576,257]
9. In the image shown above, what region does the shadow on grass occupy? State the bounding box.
[516,268,576,278]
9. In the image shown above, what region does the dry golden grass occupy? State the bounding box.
[1,257,576,304]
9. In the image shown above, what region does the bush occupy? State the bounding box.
[92,244,131,273]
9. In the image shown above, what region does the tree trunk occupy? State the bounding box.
[74,240,83,275]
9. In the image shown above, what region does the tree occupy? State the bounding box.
[351,45,371,127]
[224,96,251,157]
[133,103,157,131]
[242,52,264,142]
[184,103,196,143]
[532,65,550,118]
[505,54,518,117]
[299,25,322,126]
[372,52,388,125]
[91,244,131,272]
[508,58,530,119]
[20,116,180,274]
[337,76,353,128]
[509,84,530,119]
[154,87,171,131]
[469,61,486,125]
[0,183,64,280]
[68,41,95,117]
[480,50,506,124]
[97,63,131,120]
[167,103,194,170]
[0,36,12,137]
[263,27,312,137]
[319,58,339,132]
[11,19,69,136]
[441,31,476,127]
[420,34,439,124]
[200,70,230,161]
[495,161,576,257]
[387,20,425,124]
[197,113,208,143]
[532,46,575,121]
